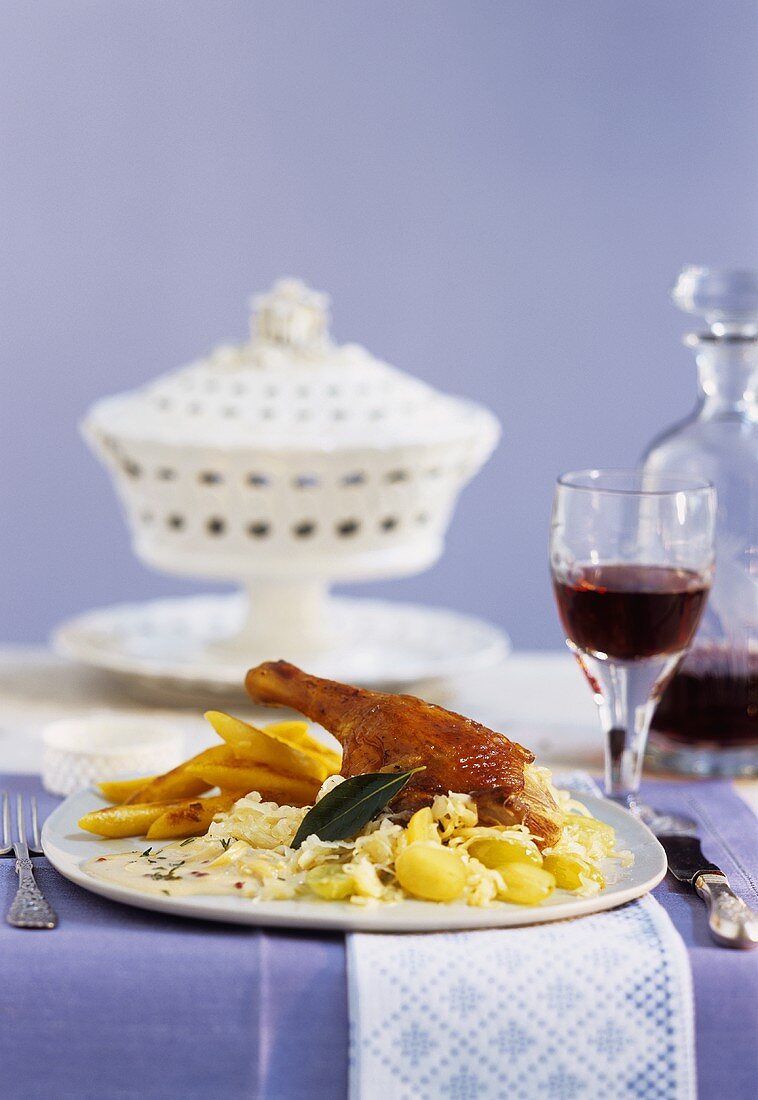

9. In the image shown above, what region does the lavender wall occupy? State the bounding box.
[2,2,757,649]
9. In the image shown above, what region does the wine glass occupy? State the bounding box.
[550,469,716,827]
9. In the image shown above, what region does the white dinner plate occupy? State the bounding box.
[42,789,666,932]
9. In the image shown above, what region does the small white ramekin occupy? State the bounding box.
[41,713,185,796]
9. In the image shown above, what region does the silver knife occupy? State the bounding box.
[658,833,758,950]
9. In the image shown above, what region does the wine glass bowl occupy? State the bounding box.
[550,470,716,822]
[553,563,710,663]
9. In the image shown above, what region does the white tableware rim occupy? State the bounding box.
[42,714,185,755]
[42,790,667,933]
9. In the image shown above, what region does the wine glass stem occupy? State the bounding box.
[580,653,679,809]
[604,721,649,809]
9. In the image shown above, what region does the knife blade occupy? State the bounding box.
[658,833,758,950]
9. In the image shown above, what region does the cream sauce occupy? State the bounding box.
[84,838,280,899]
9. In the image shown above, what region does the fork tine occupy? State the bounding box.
[30,796,42,853]
[1,792,11,853]
[16,794,26,846]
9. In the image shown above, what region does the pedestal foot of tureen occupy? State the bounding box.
[202,580,338,660]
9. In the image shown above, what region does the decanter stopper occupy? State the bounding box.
[672,266,758,337]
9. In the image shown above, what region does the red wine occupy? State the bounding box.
[652,648,758,746]
[553,564,709,661]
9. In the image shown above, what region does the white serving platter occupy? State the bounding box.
[52,593,510,697]
[42,790,666,933]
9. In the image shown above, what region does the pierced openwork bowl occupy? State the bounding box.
[82,280,500,658]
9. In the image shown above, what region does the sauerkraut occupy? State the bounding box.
[90,772,633,908]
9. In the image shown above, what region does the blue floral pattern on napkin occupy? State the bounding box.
[347,774,696,1100]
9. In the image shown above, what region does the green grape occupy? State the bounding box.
[543,853,605,891]
[395,843,467,902]
[306,865,354,900]
[468,835,543,869]
[405,807,440,845]
[497,862,556,905]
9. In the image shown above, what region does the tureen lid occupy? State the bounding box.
[85,279,500,452]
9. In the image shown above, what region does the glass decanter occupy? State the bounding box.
[642,267,758,776]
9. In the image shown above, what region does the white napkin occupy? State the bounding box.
[347,774,696,1100]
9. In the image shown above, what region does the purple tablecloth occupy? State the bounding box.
[1,774,756,1100]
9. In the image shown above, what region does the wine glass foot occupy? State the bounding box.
[620,796,697,836]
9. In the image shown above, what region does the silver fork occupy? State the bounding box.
[2,792,57,929]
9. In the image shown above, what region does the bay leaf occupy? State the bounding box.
[290,767,424,850]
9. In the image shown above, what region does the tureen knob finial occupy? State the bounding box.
[251,278,331,354]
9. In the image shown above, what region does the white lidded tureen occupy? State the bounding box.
[58,280,505,691]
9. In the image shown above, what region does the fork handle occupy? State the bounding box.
[7,846,57,929]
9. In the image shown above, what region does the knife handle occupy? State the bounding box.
[694,873,758,950]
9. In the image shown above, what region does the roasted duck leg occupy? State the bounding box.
[245,660,562,847]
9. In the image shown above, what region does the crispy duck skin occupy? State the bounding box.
[245,661,562,847]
